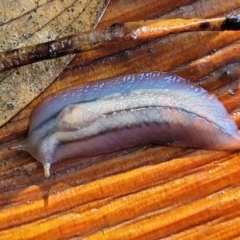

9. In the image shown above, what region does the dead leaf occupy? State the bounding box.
[0,0,109,127]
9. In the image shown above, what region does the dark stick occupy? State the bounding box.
[1,16,240,73]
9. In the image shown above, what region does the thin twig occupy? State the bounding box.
[1,16,240,73]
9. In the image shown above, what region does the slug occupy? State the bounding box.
[10,72,240,177]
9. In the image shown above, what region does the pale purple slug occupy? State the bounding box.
[9,72,240,177]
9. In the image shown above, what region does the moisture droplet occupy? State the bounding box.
[228,89,235,96]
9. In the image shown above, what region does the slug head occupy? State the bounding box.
[9,139,53,178]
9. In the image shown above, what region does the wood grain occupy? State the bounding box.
[1,0,240,239]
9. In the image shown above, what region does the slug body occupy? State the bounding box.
[10,72,240,177]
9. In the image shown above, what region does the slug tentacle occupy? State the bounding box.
[10,72,240,177]
[9,140,28,151]
[44,163,51,178]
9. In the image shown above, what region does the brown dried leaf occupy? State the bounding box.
[0,0,109,127]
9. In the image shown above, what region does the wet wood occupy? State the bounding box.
[1,0,240,239]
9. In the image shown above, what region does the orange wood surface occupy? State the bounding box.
[1,0,240,239]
